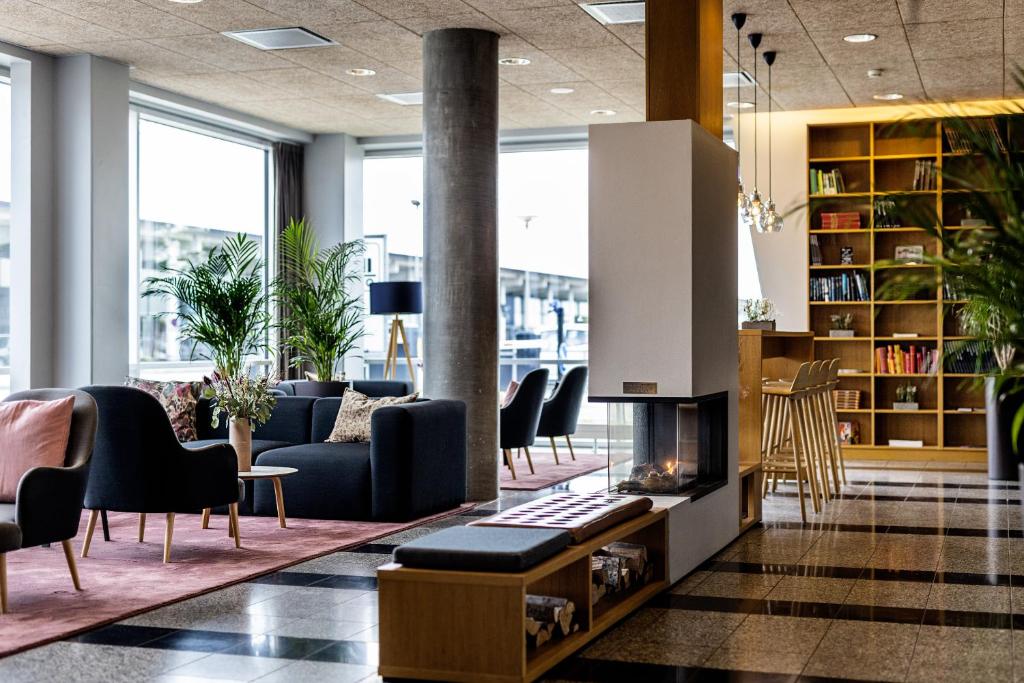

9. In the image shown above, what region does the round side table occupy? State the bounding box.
[201,466,299,541]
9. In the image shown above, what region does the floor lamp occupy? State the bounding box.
[370,281,422,391]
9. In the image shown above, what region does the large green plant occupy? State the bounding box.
[142,233,270,378]
[876,104,1024,447]
[276,217,366,381]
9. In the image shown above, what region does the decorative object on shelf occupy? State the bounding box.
[276,218,366,394]
[742,31,764,232]
[758,50,783,233]
[894,383,919,411]
[369,281,423,391]
[732,13,752,223]
[741,297,776,330]
[837,421,860,445]
[894,244,925,263]
[142,234,271,378]
[204,370,278,472]
[829,313,855,337]
[840,246,854,265]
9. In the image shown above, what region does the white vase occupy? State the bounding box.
[229,417,252,472]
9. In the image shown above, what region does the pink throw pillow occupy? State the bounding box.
[0,396,75,502]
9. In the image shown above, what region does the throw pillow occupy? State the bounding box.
[502,380,520,408]
[0,396,75,502]
[326,389,418,443]
[124,377,201,442]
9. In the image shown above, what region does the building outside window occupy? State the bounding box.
[129,114,272,381]
[362,147,589,394]
[0,76,11,396]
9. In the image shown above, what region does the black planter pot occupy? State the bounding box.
[986,376,1024,481]
[290,380,351,398]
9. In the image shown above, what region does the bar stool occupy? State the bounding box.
[824,358,848,486]
[761,362,822,521]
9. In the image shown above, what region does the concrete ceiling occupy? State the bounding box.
[0,0,1021,136]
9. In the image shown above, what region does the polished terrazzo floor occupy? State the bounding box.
[0,464,1016,682]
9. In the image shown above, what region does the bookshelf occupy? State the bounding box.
[806,117,1017,460]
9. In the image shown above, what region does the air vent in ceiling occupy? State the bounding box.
[723,71,757,88]
[581,1,645,25]
[377,92,424,106]
[222,27,336,51]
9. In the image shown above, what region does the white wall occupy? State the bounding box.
[739,98,1024,331]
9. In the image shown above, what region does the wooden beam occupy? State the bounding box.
[645,0,723,138]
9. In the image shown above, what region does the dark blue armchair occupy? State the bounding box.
[500,368,550,479]
[536,366,588,464]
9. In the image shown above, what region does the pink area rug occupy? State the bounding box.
[500,450,607,490]
[0,504,472,657]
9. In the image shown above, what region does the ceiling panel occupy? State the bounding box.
[0,0,1016,136]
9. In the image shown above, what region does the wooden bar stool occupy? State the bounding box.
[824,358,848,487]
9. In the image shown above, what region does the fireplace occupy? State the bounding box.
[600,393,728,498]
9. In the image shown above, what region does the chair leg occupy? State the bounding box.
[100,509,110,542]
[61,540,82,591]
[549,437,560,465]
[0,554,6,614]
[229,504,241,549]
[201,508,211,530]
[163,512,175,564]
[81,509,98,558]
[566,435,577,461]
[138,513,146,543]
[523,446,535,475]
[503,448,517,480]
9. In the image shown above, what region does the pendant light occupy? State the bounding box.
[732,13,751,222]
[759,50,783,233]
[745,32,764,231]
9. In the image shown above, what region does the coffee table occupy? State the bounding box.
[201,466,299,538]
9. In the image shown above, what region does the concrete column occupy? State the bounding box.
[53,55,130,386]
[422,29,499,501]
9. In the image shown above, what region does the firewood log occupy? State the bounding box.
[604,541,648,574]
[525,595,576,642]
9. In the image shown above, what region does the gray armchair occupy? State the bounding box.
[0,389,98,613]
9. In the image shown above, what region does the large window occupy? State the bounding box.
[362,147,589,393]
[130,114,271,380]
[0,76,10,395]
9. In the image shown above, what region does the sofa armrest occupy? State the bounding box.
[16,464,89,547]
[177,443,240,510]
[370,399,467,521]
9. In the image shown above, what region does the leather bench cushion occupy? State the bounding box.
[471,492,654,544]
[393,526,571,572]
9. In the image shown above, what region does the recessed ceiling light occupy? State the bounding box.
[499,57,531,66]
[377,91,423,106]
[727,101,755,109]
[346,68,376,76]
[723,71,756,88]
[844,33,878,43]
[549,87,575,95]
[873,92,904,101]
[581,1,645,25]
[223,27,335,50]
[590,109,617,116]
[168,0,203,3]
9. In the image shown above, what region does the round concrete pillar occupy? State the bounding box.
[422,28,500,501]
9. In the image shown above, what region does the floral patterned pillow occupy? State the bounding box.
[124,377,201,442]
[326,389,418,443]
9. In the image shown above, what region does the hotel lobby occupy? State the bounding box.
[0,1,1021,681]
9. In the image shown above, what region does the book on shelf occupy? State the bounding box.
[810,271,870,302]
[944,118,1006,153]
[837,368,862,375]
[809,235,823,265]
[892,332,919,338]
[944,340,997,373]
[837,421,860,445]
[912,159,937,191]
[812,168,847,195]
[889,439,924,448]
[819,211,861,230]
[875,345,939,374]
[874,198,901,228]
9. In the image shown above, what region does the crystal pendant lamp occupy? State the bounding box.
[759,50,783,233]
[744,32,763,231]
[732,13,751,222]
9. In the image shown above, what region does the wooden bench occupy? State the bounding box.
[378,508,668,683]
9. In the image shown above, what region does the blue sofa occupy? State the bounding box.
[189,381,466,522]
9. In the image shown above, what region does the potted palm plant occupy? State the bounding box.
[276,218,366,397]
[142,233,271,377]
[876,106,1024,479]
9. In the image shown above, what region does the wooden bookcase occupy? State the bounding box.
[806,117,1020,460]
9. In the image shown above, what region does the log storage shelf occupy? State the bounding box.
[377,510,668,683]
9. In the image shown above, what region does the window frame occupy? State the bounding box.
[128,107,276,379]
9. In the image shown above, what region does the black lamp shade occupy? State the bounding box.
[370,281,423,315]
